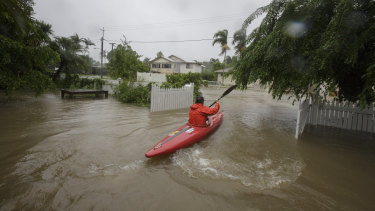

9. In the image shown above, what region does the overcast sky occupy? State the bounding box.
[33,0,271,63]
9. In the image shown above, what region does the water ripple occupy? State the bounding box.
[88,160,144,176]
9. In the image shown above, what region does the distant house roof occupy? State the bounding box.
[215,68,232,73]
[150,55,199,64]
[150,56,174,63]
[168,55,186,63]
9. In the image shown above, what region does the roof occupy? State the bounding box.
[150,56,174,63]
[150,55,199,64]
[168,55,186,63]
[168,55,198,64]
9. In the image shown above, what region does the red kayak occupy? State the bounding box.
[145,112,223,158]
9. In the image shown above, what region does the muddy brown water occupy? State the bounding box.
[0,87,374,210]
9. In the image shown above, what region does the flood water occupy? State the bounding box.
[0,87,374,210]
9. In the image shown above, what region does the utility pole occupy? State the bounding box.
[100,27,105,79]
[109,42,116,62]
[110,42,115,51]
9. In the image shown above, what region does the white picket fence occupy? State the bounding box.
[150,83,194,112]
[296,100,375,138]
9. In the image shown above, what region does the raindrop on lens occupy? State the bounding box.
[284,21,307,38]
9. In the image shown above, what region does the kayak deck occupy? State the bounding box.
[145,112,223,158]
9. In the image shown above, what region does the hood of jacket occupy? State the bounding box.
[190,103,203,110]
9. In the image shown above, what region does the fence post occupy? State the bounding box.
[295,99,310,139]
[295,101,302,139]
[362,106,369,132]
[342,102,349,129]
[311,99,319,126]
[333,101,341,128]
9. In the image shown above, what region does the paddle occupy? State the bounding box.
[209,85,237,107]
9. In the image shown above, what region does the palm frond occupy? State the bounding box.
[232,29,247,54]
[212,29,229,46]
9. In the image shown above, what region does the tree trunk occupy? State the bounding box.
[53,60,65,81]
[222,51,226,85]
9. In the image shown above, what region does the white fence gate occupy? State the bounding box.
[295,100,311,139]
[150,83,194,112]
[296,100,375,138]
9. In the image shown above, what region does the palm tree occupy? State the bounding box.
[51,34,93,81]
[212,29,230,84]
[232,29,247,55]
[81,38,95,55]
[212,29,230,60]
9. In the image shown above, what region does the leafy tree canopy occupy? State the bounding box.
[142,57,151,72]
[161,72,207,96]
[0,0,59,95]
[107,40,148,80]
[156,51,164,58]
[234,0,375,105]
[51,34,95,80]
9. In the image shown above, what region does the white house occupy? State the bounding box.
[150,55,203,74]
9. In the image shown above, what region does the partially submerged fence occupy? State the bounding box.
[295,100,311,139]
[296,100,375,138]
[150,83,194,112]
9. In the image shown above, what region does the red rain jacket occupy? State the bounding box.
[188,102,220,127]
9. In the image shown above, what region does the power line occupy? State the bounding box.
[104,37,234,44]
[132,38,214,43]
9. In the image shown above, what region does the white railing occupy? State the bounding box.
[296,100,375,138]
[150,83,194,112]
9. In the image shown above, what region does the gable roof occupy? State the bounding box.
[168,55,186,63]
[150,55,200,64]
[150,56,174,63]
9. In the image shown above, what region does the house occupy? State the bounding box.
[215,68,235,85]
[150,55,203,74]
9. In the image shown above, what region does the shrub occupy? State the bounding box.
[114,81,151,105]
[57,74,105,89]
[201,70,216,81]
[160,72,207,96]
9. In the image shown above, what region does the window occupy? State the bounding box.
[152,64,160,68]
[162,64,171,68]
[186,64,192,69]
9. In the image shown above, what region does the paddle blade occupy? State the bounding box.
[221,85,237,98]
[209,85,237,107]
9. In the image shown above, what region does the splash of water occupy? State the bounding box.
[172,149,305,190]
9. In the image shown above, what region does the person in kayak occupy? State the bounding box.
[188,96,220,127]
